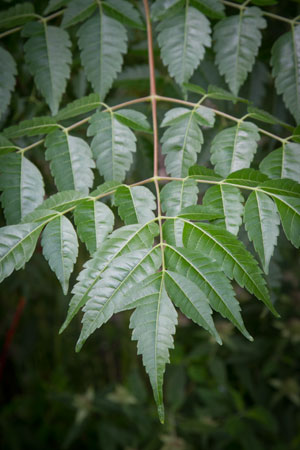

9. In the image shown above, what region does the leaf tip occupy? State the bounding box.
[157,404,165,424]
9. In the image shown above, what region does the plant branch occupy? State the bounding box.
[0,9,66,39]
[144,0,165,271]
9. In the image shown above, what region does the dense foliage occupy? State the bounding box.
[0,0,300,442]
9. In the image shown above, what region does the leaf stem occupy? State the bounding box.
[144,0,165,271]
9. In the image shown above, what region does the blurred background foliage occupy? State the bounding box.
[1,0,300,448]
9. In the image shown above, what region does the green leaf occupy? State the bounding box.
[259,143,300,182]
[163,218,185,247]
[44,0,71,14]
[34,190,86,213]
[164,245,251,339]
[190,0,225,19]
[114,109,152,133]
[161,109,204,177]
[151,0,184,21]
[161,106,215,128]
[88,111,136,182]
[0,47,16,118]
[177,205,224,221]
[55,93,101,120]
[203,185,244,235]
[225,168,269,188]
[157,5,211,85]
[23,22,72,115]
[3,117,59,139]
[188,165,223,181]
[0,222,43,283]
[77,8,127,99]
[0,135,19,155]
[74,199,114,254]
[207,85,248,103]
[161,179,198,216]
[259,179,300,198]
[272,195,300,248]
[214,7,266,95]
[41,215,78,294]
[271,25,300,124]
[0,153,45,224]
[247,106,292,129]
[102,0,144,29]
[60,222,159,332]
[183,82,206,96]
[181,219,278,316]
[210,122,260,177]
[90,180,121,197]
[115,186,156,225]
[22,208,59,224]
[45,130,95,194]
[129,271,177,423]
[61,0,97,28]
[77,247,161,350]
[165,271,221,342]
[0,2,36,30]
[244,191,280,273]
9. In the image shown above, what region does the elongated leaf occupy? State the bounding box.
[129,272,177,423]
[207,85,248,103]
[23,22,72,115]
[3,117,58,139]
[181,219,278,315]
[203,184,244,235]
[90,180,121,197]
[62,0,97,28]
[271,25,300,124]
[45,130,95,194]
[188,165,222,181]
[74,200,114,254]
[157,5,211,85]
[60,222,159,332]
[273,195,300,248]
[190,0,225,19]
[77,247,161,350]
[88,111,136,182]
[178,205,224,220]
[0,153,45,224]
[214,7,266,95]
[44,0,71,14]
[165,270,221,342]
[244,191,280,273]
[0,136,19,155]
[0,222,43,283]
[55,93,101,120]
[161,110,204,177]
[163,218,185,247]
[34,190,86,213]
[161,106,215,128]
[0,47,16,118]
[0,3,35,30]
[247,106,292,129]
[183,82,206,96]
[210,122,260,177]
[259,179,300,198]
[225,168,269,188]
[161,179,198,216]
[259,142,300,182]
[102,0,144,29]
[77,8,127,99]
[115,186,156,225]
[22,208,59,224]
[164,245,251,339]
[41,215,78,294]
[114,109,152,132]
[151,0,183,21]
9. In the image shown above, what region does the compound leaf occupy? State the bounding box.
[210,122,260,177]
[115,185,156,225]
[244,191,280,273]
[74,199,114,254]
[214,7,266,95]
[41,215,78,294]
[77,7,127,99]
[0,153,45,225]
[45,130,95,194]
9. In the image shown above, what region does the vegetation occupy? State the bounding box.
[0,0,299,447]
